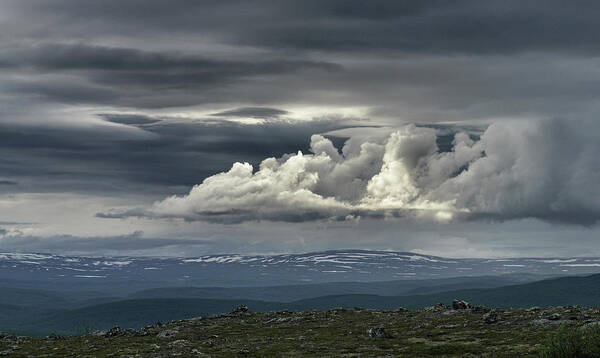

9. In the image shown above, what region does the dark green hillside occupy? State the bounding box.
[128,274,548,302]
[5,274,600,336]
[14,299,286,335]
[402,273,600,309]
[289,273,600,310]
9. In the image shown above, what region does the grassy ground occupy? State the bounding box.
[1,305,597,357]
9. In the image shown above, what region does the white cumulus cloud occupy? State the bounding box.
[108,119,600,224]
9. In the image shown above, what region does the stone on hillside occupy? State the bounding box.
[46,333,65,340]
[423,303,449,312]
[578,313,590,321]
[452,299,473,310]
[548,313,561,321]
[168,339,189,347]
[472,305,491,314]
[231,305,250,316]
[483,310,498,324]
[367,326,392,338]
[104,326,124,338]
[157,328,179,338]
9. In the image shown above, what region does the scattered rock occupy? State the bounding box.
[231,305,250,317]
[472,305,491,314]
[133,327,150,337]
[394,307,409,312]
[266,317,290,324]
[548,313,562,321]
[423,303,449,312]
[452,299,473,310]
[483,310,498,324]
[105,326,124,338]
[46,333,65,340]
[578,313,591,321]
[168,339,189,347]
[532,319,567,326]
[157,328,179,338]
[238,348,250,355]
[0,333,17,342]
[367,326,392,338]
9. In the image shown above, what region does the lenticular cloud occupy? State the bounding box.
[118,119,600,224]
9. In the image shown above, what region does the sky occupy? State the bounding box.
[0,0,599,258]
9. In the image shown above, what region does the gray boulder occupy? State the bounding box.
[104,326,124,338]
[157,328,179,338]
[423,303,449,312]
[483,310,498,324]
[231,305,250,317]
[367,326,392,338]
[548,313,562,321]
[452,299,473,310]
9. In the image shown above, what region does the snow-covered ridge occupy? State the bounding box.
[2,250,600,285]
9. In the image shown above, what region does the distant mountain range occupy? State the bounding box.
[3,250,600,336]
[2,250,600,290]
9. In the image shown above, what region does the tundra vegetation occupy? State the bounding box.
[2,302,600,357]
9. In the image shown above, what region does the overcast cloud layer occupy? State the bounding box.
[1,1,599,257]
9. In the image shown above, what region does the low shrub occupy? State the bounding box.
[539,324,600,358]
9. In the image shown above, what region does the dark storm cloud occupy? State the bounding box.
[0,180,18,186]
[0,43,341,108]
[0,231,213,254]
[4,78,119,105]
[101,114,162,126]
[0,43,339,72]
[2,1,600,117]
[0,116,358,194]
[243,0,600,54]
[6,0,600,55]
[211,107,289,119]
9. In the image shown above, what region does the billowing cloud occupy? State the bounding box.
[104,119,599,224]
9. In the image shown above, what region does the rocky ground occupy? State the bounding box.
[1,301,598,357]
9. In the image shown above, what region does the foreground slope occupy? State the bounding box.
[2,305,596,357]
